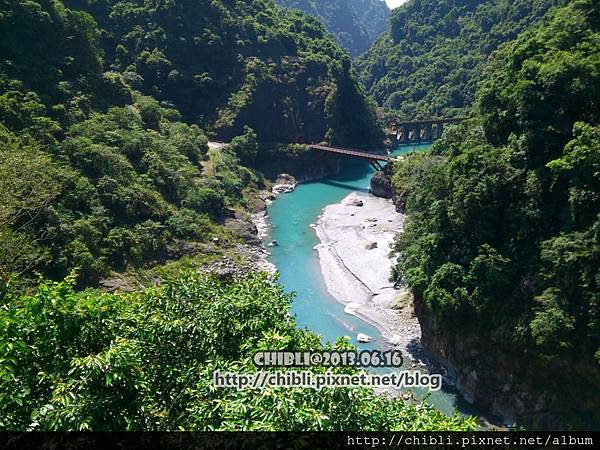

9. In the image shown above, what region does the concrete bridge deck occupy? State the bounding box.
[387,117,466,144]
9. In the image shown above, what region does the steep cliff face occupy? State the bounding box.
[64,0,384,147]
[351,0,390,43]
[277,0,389,56]
[356,0,567,119]
[213,58,330,143]
[413,293,581,429]
[213,57,383,148]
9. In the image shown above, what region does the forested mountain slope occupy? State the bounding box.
[356,0,567,120]
[390,0,600,428]
[277,0,389,56]
[350,0,390,44]
[0,0,382,286]
[64,0,383,145]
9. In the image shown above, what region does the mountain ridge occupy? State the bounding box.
[356,0,567,120]
[278,0,389,56]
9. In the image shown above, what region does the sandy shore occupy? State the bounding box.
[314,192,424,361]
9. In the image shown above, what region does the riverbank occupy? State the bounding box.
[313,191,425,362]
[251,172,336,275]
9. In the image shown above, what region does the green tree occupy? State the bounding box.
[356,0,566,120]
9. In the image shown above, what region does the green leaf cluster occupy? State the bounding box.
[0,272,477,431]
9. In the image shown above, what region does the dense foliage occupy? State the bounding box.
[0,95,232,286]
[352,0,390,45]
[0,2,467,433]
[277,0,389,57]
[64,0,384,145]
[0,272,476,431]
[0,0,384,285]
[356,0,566,120]
[391,0,600,428]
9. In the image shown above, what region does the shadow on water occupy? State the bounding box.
[334,159,374,179]
[318,179,371,193]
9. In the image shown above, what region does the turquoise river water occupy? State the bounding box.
[264,143,477,418]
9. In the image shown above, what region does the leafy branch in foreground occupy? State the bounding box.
[0,272,476,431]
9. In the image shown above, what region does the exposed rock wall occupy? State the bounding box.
[413,293,599,429]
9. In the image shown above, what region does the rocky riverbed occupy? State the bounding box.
[313,191,426,362]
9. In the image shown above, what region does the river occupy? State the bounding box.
[263,143,477,418]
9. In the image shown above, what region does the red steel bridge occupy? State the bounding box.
[309,144,393,171]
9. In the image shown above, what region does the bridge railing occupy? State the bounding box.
[309,144,391,161]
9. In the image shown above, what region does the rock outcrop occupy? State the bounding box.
[413,293,584,428]
[223,211,260,245]
[369,170,393,199]
[392,192,407,214]
[272,173,297,195]
[357,333,373,343]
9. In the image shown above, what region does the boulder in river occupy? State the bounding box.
[370,171,393,199]
[272,184,295,194]
[272,173,297,195]
[365,241,378,250]
[275,173,296,185]
[357,333,372,343]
